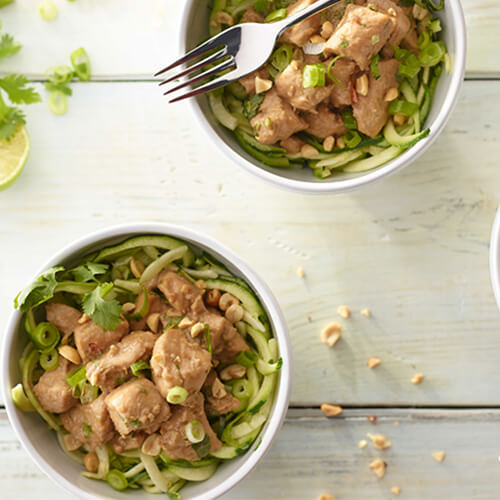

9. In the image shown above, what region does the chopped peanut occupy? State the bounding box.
[320,20,334,39]
[387,7,397,17]
[411,373,424,385]
[367,357,381,369]
[297,266,305,278]
[356,74,369,97]
[323,135,335,152]
[393,113,408,127]
[78,313,90,324]
[225,303,244,323]
[432,451,446,463]
[142,434,161,456]
[384,87,399,102]
[358,439,368,449]
[301,144,319,158]
[122,302,135,313]
[255,76,273,94]
[368,433,391,450]
[320,322,342,347]
[337,305,350,319]
[220,364,246,381]
[370,459,386,478]
[367,415,377,424]
[58,345,81,365]
[361,308,371,317]
[84,452,99,473]
[178,317,195,329]
[190,322,205,338]
[318,495,335,500]
[130,258,145,278]
[205,289,221,307]
[219,293,239,311]
[321,403,343,417]
[391,486,401,495]
[310,34,326,44]
[336,137,345,149]
[146,313,161,333]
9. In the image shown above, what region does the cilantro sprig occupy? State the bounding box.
[82,283,123,331]
[0,23,41,140]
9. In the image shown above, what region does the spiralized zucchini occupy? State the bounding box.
[208,0,449,178]
[12,234,282,498]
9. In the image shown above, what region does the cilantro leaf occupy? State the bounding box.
[0,33,21,60]
[71,262,108,282]
[0,103,25,141]
[0,74,42,105]
[14,266,65,311]
[82,283,122,331]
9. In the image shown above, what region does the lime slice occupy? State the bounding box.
[0,126,30,191]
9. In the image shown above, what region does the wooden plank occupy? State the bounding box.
[2,409,500,499]
[0,81,500,407]
[0,0,497,78]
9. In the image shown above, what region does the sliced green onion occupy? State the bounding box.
[265,8,287,22]
[428,18,442,32]
[270,44,293,73]
[46,65,74,85]
[66,365,86,389]
[425,0,444,12]
[343,130,362,149]
[30,322,60,352]
[166,386,188,405]
[185,419,205,444]
[236,350,258,368]
[370,54,381,80]
[106,469,129,491]
[11,383,36,411]
[48,91,68,115]
[24,311,36,335]
[302,63,326,88]
[40,349,59,371]
[394,46,421,79]
[80,381,99,404]
[131,360,150,377]
[231,379,251,400]
[388,100,419,116]
[127,288,149,320]
[39,1,58,21]
[70,47,91,81]
[326,55,345,88]
[204,324,212,355]
[341,108,357,130]
[209,92,238,130]
[419,41,446,67]
[417,31,431,50]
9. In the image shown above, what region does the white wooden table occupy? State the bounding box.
[1,1,500,498]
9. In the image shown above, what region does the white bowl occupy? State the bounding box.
[1,223,292,500]
[180,0,466,194]
[490,208,500,311]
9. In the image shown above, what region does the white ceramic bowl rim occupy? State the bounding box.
[180,0,467,194]
[490,208,500,311]
[1,222,292,500]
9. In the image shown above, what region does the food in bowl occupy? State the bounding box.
[208,0,449,178]
[10,234,282,497]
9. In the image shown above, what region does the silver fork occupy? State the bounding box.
[156,0,342,103]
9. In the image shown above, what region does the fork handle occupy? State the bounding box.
[276,0,344,36]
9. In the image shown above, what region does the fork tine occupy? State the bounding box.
[154,30,230,77]
[168,71,236,104]
[163,58,235,96]
[159,47,227,87]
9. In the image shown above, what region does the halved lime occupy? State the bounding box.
[0,126,30,191]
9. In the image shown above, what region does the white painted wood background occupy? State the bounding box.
[1,1,500,498]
